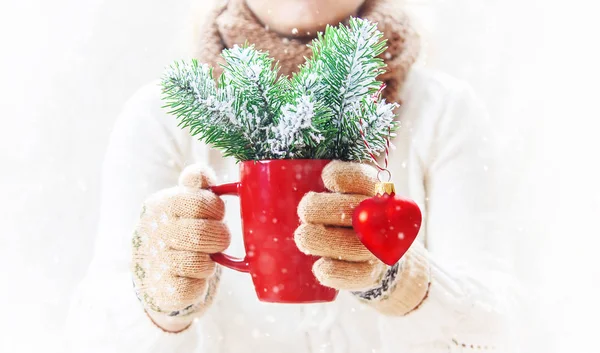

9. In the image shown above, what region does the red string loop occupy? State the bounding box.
[358,83,392,179]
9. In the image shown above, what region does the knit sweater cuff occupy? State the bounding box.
[362,242,431,316]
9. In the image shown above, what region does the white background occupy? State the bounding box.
[0,0,597,352]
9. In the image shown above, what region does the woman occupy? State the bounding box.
[67,0,515,351]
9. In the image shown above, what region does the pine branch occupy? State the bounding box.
[297,18,388,160]
[219,45,286,158]
[161,60,255,160]
[160,18,397,163]
[347,98,400,161]
[267,95,327,158]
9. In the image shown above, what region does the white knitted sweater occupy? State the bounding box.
[66,67,516,352]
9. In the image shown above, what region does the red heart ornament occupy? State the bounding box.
[352,191,422,266]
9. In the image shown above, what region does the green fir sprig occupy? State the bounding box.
[161,17,399,162]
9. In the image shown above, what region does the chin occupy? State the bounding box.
[248,0,364,36]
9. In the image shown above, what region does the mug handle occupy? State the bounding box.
[209,182,250,273]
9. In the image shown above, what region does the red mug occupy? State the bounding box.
[209,159,338,303]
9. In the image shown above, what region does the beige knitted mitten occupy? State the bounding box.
[131,164,230,329]
[295,161,431,316]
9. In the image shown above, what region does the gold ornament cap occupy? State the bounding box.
[374,182,395,196]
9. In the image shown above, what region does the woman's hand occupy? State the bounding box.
[294,161,388,290]
[295,161,430,316]
[131,165,230,332]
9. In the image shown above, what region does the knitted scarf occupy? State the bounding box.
[190,0,420,104]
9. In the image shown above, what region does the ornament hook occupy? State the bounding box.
[377,169,392,182]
